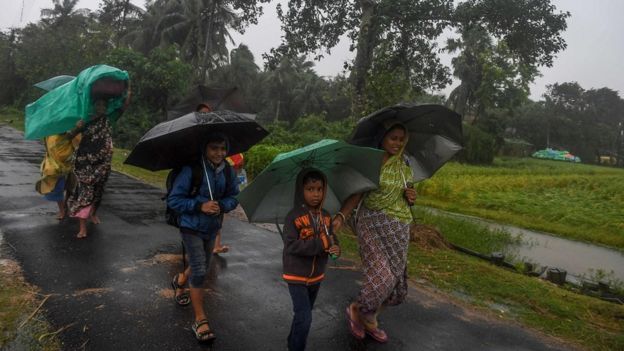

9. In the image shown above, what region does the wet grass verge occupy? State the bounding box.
[111,148,168,189]
[0,259,60,350]
[415,157,624,250]
[0,107,25,131]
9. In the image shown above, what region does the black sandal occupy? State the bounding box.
[192,319,216,342]
[171,273,190,306]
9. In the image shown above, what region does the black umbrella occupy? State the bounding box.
[166,85,253,120]
[350,103,463,182]
[124,110,268,171]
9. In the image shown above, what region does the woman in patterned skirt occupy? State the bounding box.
[332,121,416,343]
[66,99,114,239]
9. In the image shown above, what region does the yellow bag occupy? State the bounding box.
[36,134,81,194]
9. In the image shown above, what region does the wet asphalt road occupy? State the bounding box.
[0,125,573,351]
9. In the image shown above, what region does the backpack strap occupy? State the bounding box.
[223,162,234,194]
[189,163,203,197]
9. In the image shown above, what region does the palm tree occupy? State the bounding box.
[210,44,259,92]
[122,0,171,54]
[263,56,321,123]
[98,0,145,46]
[158,0,240,82]
[40,0,90,26]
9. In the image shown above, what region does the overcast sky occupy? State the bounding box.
[2,0,623,100]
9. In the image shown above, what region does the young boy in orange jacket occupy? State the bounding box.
[282,168,340,351]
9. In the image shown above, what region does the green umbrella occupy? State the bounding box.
[25,64,129,140]
[238,139,384,224]
[33,75,75,91]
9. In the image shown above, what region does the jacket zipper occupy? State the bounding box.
[308,212,320,282]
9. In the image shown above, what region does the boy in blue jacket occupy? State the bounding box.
[282,168,340,351]
[167,133,239,342]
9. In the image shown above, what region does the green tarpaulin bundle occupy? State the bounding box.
[25,64,129,140]
[532,148,581,163]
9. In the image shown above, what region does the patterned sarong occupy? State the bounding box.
[355,206,410,313]
[67,116,113,217]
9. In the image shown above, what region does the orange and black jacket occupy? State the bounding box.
[282,169,339,285]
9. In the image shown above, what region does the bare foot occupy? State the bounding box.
[213,245,229,254]
[56,211,66,220]
[90,215,101,224]
[76,231,87,239]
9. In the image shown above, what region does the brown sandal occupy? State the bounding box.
[171,273,190,306]
[192,319,216,342]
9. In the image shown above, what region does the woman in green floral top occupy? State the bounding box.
[333,122,416,343]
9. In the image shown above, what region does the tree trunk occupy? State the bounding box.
[275,95,281,122]
[350,0,377,119]
[201,1,217,83]
[116,0,131,47]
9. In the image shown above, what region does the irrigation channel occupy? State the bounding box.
[418,207,624,283]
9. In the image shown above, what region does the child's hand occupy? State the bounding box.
[328,245,340,258]
[201,201,220,215]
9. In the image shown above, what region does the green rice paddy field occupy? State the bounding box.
[416,157,624,250]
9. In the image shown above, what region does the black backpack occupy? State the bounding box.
[164,162,234,228]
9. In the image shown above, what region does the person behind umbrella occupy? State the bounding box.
[167,133,239,342]
[196,102,239,255]
[66,98,118,238]
[282,168,340,351]
[332,121,416,343]
[36,128,82,220]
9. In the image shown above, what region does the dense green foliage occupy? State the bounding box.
[507,83,624,164]
[1,0,621,166]
[458,123,496,164]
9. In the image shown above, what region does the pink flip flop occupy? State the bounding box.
[346,306,365,340]
[365,327,388,343]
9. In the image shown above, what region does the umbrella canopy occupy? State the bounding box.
[350,104,463,182]
[34,75,75,91]
[237,139,384,224]
[167,85,253,120]
[25,64,129,140]
[124,110,268,171]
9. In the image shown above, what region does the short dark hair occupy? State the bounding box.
[205,133,226,144]
[302,170,325,186]
[387,123,406,134]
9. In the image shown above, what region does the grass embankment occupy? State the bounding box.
[416,158,624,250]
[0,106,25,131]
[0,261,60,350]
[111,149,168,188]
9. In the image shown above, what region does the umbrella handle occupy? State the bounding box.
[400,168,407,188]
[323,222,338,260]
[201,157,214,201]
